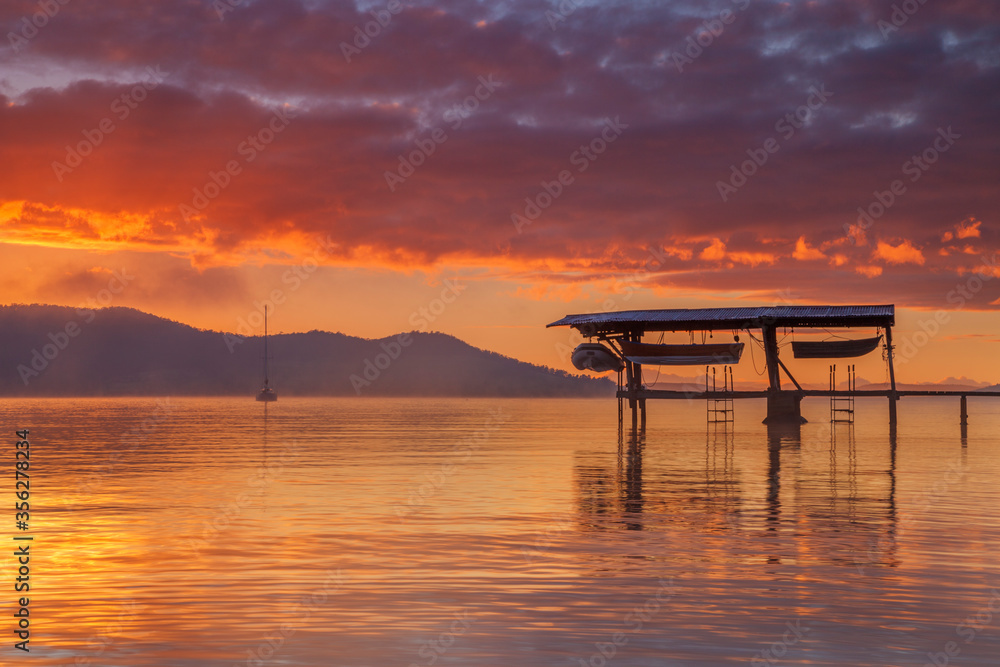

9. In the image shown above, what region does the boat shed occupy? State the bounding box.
[548,305,898,425]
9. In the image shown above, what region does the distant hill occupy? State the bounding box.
[859,382,987,392]
[0,304,613,397]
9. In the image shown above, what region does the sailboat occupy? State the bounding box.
[256,305,278,402]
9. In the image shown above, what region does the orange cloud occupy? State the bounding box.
[956,218,982,239]
[846,224,868,247]
[792,236,825,261]
[874,240,925,265]
[943,218,982,242]
[699,238,726,261]
[729,251,776,267]
[856,265,883,278]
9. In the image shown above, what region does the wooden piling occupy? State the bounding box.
[761,324,782,391]
[636,363,646,429]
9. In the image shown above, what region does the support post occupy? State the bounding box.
[625,359,638,430]
[617,369,623,429]
[637,363,646,430]
[885,326,898,426]
[762,324,782,392]
[960,395,968,425]
[761,324,803,423]
[624,332,639,430]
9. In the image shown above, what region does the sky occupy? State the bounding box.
[1,0,998,385]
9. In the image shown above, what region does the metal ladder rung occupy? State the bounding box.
[829,363,857,424]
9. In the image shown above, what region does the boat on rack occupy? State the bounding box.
[256,306,278,402]
[571,343,624,373]
[791,335,882,359]
[618,341,744,366]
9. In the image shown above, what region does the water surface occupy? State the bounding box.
[3,396,999,666]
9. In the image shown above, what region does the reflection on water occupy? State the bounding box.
[1,396,998,666]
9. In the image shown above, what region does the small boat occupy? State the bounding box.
[571,343,624,373]
[791,335,882,359]
[256,306,278,402]
[618,341,744,366]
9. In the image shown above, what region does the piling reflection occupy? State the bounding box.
[575,420,900,569]
[619,426,644,530]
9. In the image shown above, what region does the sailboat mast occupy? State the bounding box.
[263,305,269,385]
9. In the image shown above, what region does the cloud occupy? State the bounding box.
[874,240,925,266]
[699,238,727,261]
[956,218,982,239]
[793,236,825,261]
[0,0,997,311]
[855,265,884,278]
[943,218,983,242]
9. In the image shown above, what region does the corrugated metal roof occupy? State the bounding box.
[547,305,894,331]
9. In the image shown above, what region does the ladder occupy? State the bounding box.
[830,364,856,424]
[707,365,735,424]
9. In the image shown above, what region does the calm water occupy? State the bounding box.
[2,396,999,666]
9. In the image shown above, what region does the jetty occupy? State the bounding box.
[548,304,1000,428]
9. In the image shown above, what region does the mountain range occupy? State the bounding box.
[0,304,613,397]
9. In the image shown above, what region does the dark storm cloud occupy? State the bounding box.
[1,0,998,304]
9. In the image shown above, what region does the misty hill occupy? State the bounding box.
[0,305,613,397]
[858,382,988,392]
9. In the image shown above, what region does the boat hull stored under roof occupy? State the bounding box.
[619,341,744,366]
[791,335,883,359]
[571,343,624,373]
